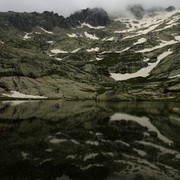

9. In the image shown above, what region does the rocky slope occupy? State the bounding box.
[0,6,180,100]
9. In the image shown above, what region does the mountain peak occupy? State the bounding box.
[127,4,145,19]
[166,6,176,12]
[69,8,111,27]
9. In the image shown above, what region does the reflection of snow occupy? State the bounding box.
[55,58,62,61]
[136,141,178,155]
[81,164,103,170]
[83,153,98,161]
[2,100,30,106]
[49,138,67,144]
[110,112,173,145]
[86,141,99,146]
[102,37,114,41]
[133,148,147,156]
[47,41,53,44]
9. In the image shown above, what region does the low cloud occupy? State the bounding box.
[0,0,179,16]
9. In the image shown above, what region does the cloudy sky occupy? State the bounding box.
[0,0,179,16]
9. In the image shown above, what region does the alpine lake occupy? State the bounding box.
[0,100,180,180]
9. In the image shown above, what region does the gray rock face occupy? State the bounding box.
[109,61,147,74]
[6,11,69,31]
[166,6,176,12]
[0,8,111,32]
[69,8,111,27]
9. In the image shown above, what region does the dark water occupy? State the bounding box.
[0,100,180,180]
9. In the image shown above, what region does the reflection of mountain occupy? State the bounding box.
[0,100,180,180]
[110,112,173,144]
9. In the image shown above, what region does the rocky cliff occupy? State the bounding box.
[0,6,179,100]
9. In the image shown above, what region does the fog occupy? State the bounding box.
[0,0,179,16]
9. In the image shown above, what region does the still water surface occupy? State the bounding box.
[0,100,180,180]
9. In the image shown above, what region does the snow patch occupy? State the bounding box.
[169,74,180,79]
[114,10,179,39]
[50,49,68,54]
[110,50,172,81]
[138,40,178,53]
[84,32,99,40]
[47,41,53,44]
[67,33,77,38]
[55,58,63,61]
[81,23,105,29]
[86,47,99,52]
[2,91,47,99]
[38,27,54,34]
[72,48,81,53]
[115,47,130,53]
[23,33,31,40]
[134,38,146,45]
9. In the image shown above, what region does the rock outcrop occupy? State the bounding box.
[0,8,111,32]
[69,8,111,27]
[127,5,145,19]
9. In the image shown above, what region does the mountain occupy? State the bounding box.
[0,8,110,32]
[69,8,111,27]
[0,6,180,101]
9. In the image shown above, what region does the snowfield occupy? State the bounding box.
[2,91,47,99]
[110,50,172,81]
[114,10,179,39]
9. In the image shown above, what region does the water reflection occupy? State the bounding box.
[0,100,180,180]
